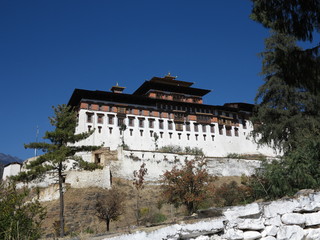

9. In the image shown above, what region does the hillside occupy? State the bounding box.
[0,153,23,179]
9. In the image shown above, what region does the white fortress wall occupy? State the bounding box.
[106,148,268,181]
[75,108,277,158]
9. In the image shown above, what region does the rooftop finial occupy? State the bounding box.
[164,72,177,80]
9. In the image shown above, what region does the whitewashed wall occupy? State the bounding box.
[2,163,21,181]
[75,109,277,158]
[107,148,266,181]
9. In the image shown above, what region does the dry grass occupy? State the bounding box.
[39,176,242,238]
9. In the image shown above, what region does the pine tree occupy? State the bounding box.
[250,0,320,92]
[252,32,320,153]
[15,104,101,237]
[249,1,320,197]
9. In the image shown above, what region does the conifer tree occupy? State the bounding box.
[15,104,101,237]
[249,1,320,198]
[250,0,320,92]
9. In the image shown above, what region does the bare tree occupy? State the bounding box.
[133,163,148,225]
[95,187,126,232]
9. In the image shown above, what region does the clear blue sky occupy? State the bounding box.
[1,0,270,160]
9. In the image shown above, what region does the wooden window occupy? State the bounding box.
[211,135,215,141]
[108,115,114,125]
[210,124,215,133]
[139,118,144,128]
[150,130,153,137]
[187,134,190,140]
[140,130,143,136]
[219,125,223,135]
[109,127,113,134]
[130,129,133,136]
[159,120,164,129]
[160,132,163,138]
[186,122,190,131]
[98,126,102,133]
[202,124,207,132]
[168,121,173,130]
[234,127,239,137]
[149,119,154,128]
[169,132,172,139]
[226,126,232,136]
[118,118,124,127]
[195,134,198,141]
[128,117,135,127]
[203,134,206,141]
[86,113,93,123]
[178,133,181,139]
[175,123,183,131]
[88,125,92,131]
[97,114,104,124]
[194,123,199,132]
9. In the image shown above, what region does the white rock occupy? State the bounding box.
[281,213,305,225]
[305,212,320,226]
[263,200,299,218]
[304,228,320,240]
[224,229,243,240]
[261,225,278,237]
[237,219,265,230]
[264,215,282,226]
[295,195,320,213]
[243,231,261,240]
[277,225,305,240]
[224,203,260,220]
[261,237,276,240]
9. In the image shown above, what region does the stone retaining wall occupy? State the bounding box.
[198,190,320,239]
[107,190,320,240]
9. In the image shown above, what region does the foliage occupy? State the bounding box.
[251,0,320,93]
[148,213,167,224]
[0,182,46,240]
[245,136,320,200]
[159,145,204,156]
[95,187,126,232]
[249,26,320,198]
[133,163,148,225]
[14,104,101,237]
[161,159,214,215]
[226,153,266,161]
[251,0,320,42]
[213,181,251,207]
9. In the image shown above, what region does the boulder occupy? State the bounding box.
[304,212,320,226]
[224,229,244,240]
[281,213,305,225]
[263,200,299,218]
[243,231,261,240]
[261,225,278,237]
[260,237,276,240]
[304,228,320,240]
[224,203,261,220]
[237,219,265,230]
[277,225,305,240]
[264,215,282,226]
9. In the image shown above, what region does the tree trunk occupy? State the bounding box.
[58,164,65,237]
[106,219,110,232]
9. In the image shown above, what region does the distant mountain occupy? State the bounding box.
[0,153,23,180]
